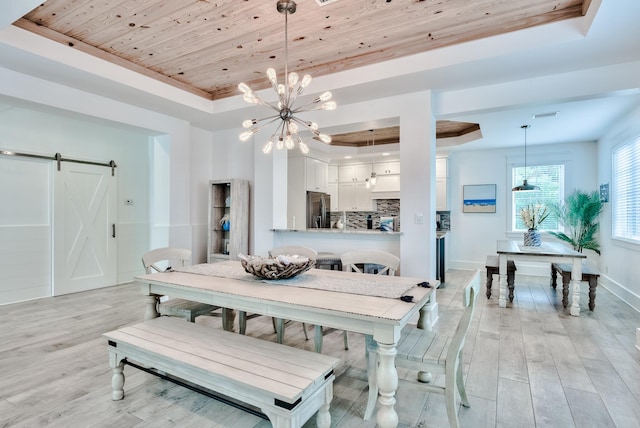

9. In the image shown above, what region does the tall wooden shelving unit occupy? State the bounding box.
[207,179,249,263]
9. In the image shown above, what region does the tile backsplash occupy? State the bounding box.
[437,210,450,230]
[330,199,400,230]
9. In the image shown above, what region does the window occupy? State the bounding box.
[511,163,564,231]
[612,137,640,242]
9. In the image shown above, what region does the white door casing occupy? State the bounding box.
[54,162,117,295]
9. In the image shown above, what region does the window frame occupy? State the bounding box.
[507,155,569,234]
[612,135,640,246]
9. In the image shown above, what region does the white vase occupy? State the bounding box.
[523,230,542,246]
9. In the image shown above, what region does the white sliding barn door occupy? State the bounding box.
[0,156,52,305]
[53,162,117,295]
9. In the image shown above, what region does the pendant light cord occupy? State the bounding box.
[523,124,529,181]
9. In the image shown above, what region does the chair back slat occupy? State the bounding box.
[142,247,191,274]
[341,250,400,276]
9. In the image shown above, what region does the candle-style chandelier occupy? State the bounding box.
[238,0,336,154]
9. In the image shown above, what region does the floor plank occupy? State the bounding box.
[1,270,640,427]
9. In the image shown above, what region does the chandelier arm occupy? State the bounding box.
[253,114,281,124]
[251,116,282,134]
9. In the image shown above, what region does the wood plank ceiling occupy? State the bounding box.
[15,0,589,102]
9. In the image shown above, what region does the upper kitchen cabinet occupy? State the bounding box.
[305,157,328,193]
[373,161,400,175]
[436,157,449,210]
[327,166,339,212]
[339,163,371,182]
[339,181,373,211]
[328,165,339,183]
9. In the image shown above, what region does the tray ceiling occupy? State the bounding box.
[15,0,589,101]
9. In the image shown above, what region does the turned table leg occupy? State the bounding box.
[376,342,399,428]
[570,258,582,316]
[498,255,507,307]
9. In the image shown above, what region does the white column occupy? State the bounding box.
[400,90,436,279]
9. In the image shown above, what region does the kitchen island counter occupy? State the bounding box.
[271,228,401,264]
[272,228,402,235]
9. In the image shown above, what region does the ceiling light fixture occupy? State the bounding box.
[532,111,559,119]
[512,124,540,192]
[238,0,336,154]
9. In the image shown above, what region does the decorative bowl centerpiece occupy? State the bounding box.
[238,254,315,280]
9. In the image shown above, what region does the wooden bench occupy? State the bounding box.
[104,317,339,428]
[485,255,517,300]
[551,262,600,310]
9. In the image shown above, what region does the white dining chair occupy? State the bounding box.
[392,269,481,427]
[314,249,400,356]
[268,246,317,343]
[141,247,223,323]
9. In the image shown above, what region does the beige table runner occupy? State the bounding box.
[176,261,419,299]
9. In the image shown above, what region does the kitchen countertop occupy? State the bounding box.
[436,230,449,238]
[272,228,403,235]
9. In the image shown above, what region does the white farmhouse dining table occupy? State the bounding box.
[135,262,436,428]
[496,240,587,315]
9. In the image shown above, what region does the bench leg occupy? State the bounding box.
[316,382,333,428]
[109,352,125,400]
[562,273,570,308]
[589,277,597,310]
[144,294,160,320]
[486,270,493,298]
[550,264,558,289]
[507,271,515,302]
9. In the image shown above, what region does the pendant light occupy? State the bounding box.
[365,129,377,189]
[237,0,336,154]
[512,124,540,191]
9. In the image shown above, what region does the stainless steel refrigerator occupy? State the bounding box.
[306,191,331,228]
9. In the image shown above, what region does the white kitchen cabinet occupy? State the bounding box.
[306,158,328,192]
[373,161,400,175]
[338,182,373,211]
[436,178,448,210]
[328,165,339,183]
[436,157,449,210]
[436,157,448,178]
[338,163,371,182]
[327,182,338,211]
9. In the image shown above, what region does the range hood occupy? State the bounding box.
[371,190,400,199]
[370,175,400,199]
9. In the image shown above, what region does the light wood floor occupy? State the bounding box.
[1,269,640,427]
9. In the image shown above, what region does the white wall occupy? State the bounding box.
[0,103,150,284]
[597,104,640,311]
[447,141,598,274]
